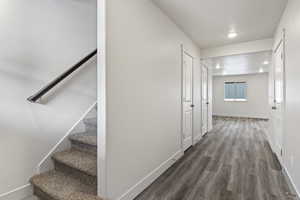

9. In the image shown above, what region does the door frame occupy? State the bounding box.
[201,63,209,136]
[98,0,107,197]
[181,44,195,152]
[272,28,287,162]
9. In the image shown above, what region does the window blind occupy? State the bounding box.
[224,82,247,100]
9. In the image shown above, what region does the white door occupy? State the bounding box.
[271,33,286,160]
[182,51,194,151]
[202,65,208,135]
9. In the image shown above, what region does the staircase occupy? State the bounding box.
[30,108,101,200]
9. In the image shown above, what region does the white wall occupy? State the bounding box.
[0,0,96,198]
[104,0,202,199]
[201,38,274,59]
[213,73,269,119]
[272,0,300,195]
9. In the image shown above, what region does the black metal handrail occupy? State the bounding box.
[27,49,97,103]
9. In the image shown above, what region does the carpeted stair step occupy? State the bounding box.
[52,149,97,185]
[30,171,101,200]
[83,117,97,131]
[69,132,97,155]
[67,192,103,200]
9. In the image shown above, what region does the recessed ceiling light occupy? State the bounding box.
[263,61,269,65]
[228,32,237,39]
[216,64,221,69]
[259,68,264,73]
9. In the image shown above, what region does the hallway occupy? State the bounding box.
[135,118,296,200]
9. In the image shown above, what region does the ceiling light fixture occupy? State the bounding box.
[263,61,269,65]
[228,31,237,39]
[216,64,221,69]
[259,68,264,73]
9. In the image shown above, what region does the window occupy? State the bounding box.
[224,82,247,101]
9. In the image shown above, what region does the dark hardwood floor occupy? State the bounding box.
[135,117,297,200]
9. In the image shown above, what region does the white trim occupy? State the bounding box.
[180,44,184,154]
[0,184,32,200]
[98,0,107,197]
[274,39,283,54]
[37,101,97,173]
[117,151,184,200]
[265,124,280,159]
[213,115,269,120]
[265,126,300,199]
[194,133,203,143]
[283,166,300,198]
[183,136,193,151]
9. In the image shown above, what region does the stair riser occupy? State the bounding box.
[84,124,97,132]
[54,160,97,186]
[83,117,97,132]
[33,186,55,200]
[71,141,97,155]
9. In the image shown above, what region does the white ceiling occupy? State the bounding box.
[203,51,272,76]
[152,0,287,48]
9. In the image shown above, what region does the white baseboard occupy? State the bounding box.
[213,114,269,120]
[194,133,202,144]
[0,184,32,200]
[183,137,192,151]
[264,126,277,157]
[265,127,300,199]
[117,150,184,200]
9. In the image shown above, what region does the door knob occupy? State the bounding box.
[206,102,209,105]
[190,104,195,108]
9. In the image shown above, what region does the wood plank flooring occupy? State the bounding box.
[135,117,297,200]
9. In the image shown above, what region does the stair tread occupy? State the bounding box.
[53,149,97,176]
[69,132,97,146]
[30,171,101,200]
